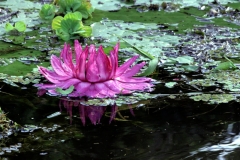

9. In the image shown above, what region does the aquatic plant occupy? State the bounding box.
[52,12,92,41]
[5,21,26,33]
[56,0,94,19]
[36,40,154,98]
[39,4,56,20]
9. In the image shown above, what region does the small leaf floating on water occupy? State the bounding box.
[55,85,74,95]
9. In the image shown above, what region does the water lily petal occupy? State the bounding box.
[121,62,146,77]
[116,81,153,91]
[84,84,102,98]
[116,76,152,83]
[109,43,119,78]
[94,83,117,97]
[86,45,100,82]
[115,55,139,77]
[96,46,111,81]
[35,83,57,89]
[55,78,81,89]
[47,89,59,96]
[38,66,70,83]
[74,40,82,67]
[75,82,92,96]
[75,46,88,81]
[103,80,131,94]
[51,55,72,77]
[60,43,74,70]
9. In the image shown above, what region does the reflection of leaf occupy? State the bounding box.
[15,21,26,32]
[56,85,74,95]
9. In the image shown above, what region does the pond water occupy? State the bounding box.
[1,0,240,160]
[1,82,240,160]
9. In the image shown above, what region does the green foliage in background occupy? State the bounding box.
[52,12,92,41]
[39,4,56,20]
[56,0,94,19]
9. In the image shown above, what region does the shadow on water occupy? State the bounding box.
[0,82,239,159]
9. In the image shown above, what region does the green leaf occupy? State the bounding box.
[15,21,26,32]
[215,61,237,70]
[165,82,177,88]
[78,25,92,37]
[56,85,74,95]
[39,4,55,20]
[5,23,14,32]
[139,57,158,76]
[175,56,194,64]
[64,12,82,21]
[71,1,82,12]
[56,29,70,41]
[61,19,80,34]
[182,65,199,72]
[52,16,64,30]
[58,0,82,13]
[123,39,155,60]
[77,0,94,19]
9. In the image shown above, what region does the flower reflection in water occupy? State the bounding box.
[59,98,131,126]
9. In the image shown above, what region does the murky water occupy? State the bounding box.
[0,83,239,160]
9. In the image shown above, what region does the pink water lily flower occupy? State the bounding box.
[36,40,153,98]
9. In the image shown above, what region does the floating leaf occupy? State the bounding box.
[5,23,14,32]
[182,65,199,72]
[15,21,26,32]
[165,82,177,88]
[175,56,194,64]
[123,39,155,60]
[56,85,74,95]
[215,61,237,70]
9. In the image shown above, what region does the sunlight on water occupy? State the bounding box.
[188,122,240,160]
